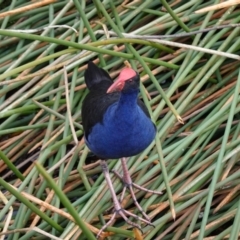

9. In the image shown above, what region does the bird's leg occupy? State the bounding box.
[112,157,162,222]
[98,160,151,238]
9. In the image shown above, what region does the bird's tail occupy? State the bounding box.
[84,61,113,90]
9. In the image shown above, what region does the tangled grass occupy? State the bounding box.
[0,1,240,239]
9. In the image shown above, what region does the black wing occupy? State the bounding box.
[137,99,151,118]
[82,88,120,138]
[82,61,119,138]
[84,61,113,91]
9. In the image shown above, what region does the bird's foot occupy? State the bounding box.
[97,201,153,238]
[111,169,162,222]
[98,160,155,238]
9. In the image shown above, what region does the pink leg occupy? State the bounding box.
[98,160,152,238]
[112,157,162,221]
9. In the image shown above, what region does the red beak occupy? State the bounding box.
[107,67,136,93]
[107,77,125,93]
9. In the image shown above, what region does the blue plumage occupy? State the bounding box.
[82,62,156,159]
[85,90,156,158]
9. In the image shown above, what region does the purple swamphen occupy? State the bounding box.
[82,61,161,237]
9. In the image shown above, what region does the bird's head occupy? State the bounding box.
[107,68,139,93]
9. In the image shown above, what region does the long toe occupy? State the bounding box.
[98,160,155,238]
[97,206,153,238]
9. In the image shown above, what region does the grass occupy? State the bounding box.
[0,0,240,239]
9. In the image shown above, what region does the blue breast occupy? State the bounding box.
[85,90,156,159]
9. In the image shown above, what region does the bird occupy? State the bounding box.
[81,61,162,237]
